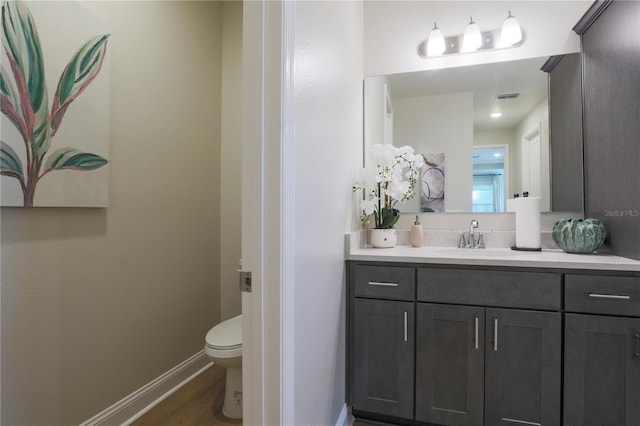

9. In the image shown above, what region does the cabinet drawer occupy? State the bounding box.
[417,268,561,310]
[354,265,415,301]
[565,274,640,316]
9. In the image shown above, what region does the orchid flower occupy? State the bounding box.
[353,144,424,229]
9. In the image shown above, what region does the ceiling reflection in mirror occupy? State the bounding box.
[364,56,554,214]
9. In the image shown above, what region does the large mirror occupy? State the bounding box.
[364,56,580,214]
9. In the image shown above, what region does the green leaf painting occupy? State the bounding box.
[0,0,109,206]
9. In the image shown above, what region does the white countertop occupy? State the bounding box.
[347,244,640,272]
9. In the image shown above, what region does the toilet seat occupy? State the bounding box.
[205,314,242,358]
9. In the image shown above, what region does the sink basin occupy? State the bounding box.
[436,248,522,257]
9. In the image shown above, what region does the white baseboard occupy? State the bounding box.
[336,403,349,426]
[79,351,212,426]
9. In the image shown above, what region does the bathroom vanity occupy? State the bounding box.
[345,247,640,426]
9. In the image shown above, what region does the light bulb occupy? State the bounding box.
[427,22,446,56]
[501,11,522,46]
[463,17,482,52]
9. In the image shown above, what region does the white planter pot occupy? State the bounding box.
[370,228,397,248]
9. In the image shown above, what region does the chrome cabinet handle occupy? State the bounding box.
[368,281,399,287]
[474,317,479,350]
[501,418,541,426]
[493,319,499,351]
[404,312,408,342]
[588,293,631,300]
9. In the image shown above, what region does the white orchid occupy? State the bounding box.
[386,177,410,201]
[353,144,424,229]
[360,198,376,216]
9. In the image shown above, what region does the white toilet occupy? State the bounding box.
[204,314,242,419]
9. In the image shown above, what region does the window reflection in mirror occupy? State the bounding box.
[473,147,507,212]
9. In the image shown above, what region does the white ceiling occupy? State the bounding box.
[385,56,549,131]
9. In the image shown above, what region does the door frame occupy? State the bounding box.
[241,1,295,424]
[521,124,542,196]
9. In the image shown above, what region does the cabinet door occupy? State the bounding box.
[564,314,640,426]
[415,304,485,425]
[352,298,414,419]
[484,309,561,426]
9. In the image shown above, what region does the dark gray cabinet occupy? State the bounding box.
[576,0,640,260]
[416,267,562,425]
[415,304,561,426]
[417,268,561,310]
[416,304,484,425]
[484,308,561,426]
[347,261,639,426]
[563,273,640,426]
[564,314,640,426]
[352,298,414,419]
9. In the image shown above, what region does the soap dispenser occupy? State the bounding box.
[411,215,423,247]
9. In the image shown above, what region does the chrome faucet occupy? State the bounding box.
[455,219,487,249]
[468,219,479,248]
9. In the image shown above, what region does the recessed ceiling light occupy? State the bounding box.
[491,112,502,118]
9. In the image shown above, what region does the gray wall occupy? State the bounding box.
[220,2,243,321]
[1,2,225,424]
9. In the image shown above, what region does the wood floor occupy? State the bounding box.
[130,364,381,426]
[353,420,396,426]
[131,365,241,426]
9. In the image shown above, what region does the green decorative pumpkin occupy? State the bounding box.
[552,218,607,254]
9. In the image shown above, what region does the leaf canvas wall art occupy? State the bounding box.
[1,0,110,207]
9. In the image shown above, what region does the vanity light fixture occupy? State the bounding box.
[427,22,446,56]
[462,17,482,52]
[419,11,525,58]
[501,11,523,46]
